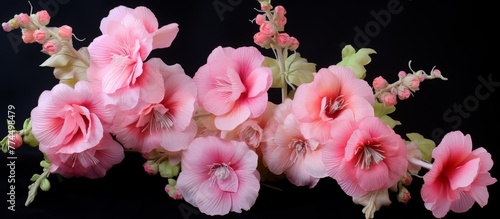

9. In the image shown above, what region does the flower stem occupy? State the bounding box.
[408,157,433,170]
[25,167,50,206]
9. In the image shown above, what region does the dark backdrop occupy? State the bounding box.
[1,1,498,219]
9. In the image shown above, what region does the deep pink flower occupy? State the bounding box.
[292,65,374,143]
[261,99,327,188]
[322,116,407,197]
[176,136,260,216]
[112,58,198,153]
[31,81,123,178]
[421,131,497,218]
[193,46,272,131]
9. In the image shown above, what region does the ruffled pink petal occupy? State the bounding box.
[284,160,319,188]
[99,6,133,33]
[230,170,260,213]
[304,149,327,178]
[244,93,269,118]
[245,67,272,98]
[159,120,197,152]
[131,6,158,33]
[214,101,250,131]
[448,158,480,190]
[197,181,231,216]
[355,162,389,192]
[137,61,166,104]
[217,169,239,193]
[300,120,333,145]
[152,23,179,49]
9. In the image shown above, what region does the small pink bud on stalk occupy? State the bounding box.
[372,76,388,91]
[9,133,23,149]
[42,40,61,55]
[33,29,49,44]
[289,37,299,51]
[255,14,266,25]
[381,92,397,106]
[397,186,411,204]
[274,5,287,17]
[22,29,36,43]
[276,32,291,48]
[16,13,30,28]
[36,10,51,26]
[58,25,73,39]
[2,22,12,32]
[253,32,272,48]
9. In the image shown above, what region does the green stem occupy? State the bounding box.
[25,168,50,206]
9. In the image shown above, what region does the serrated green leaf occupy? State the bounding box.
[262,56,281,88]
[284,52,316,87]
[406,133,436,162]
[40,178,51,191]
[337,45,376,79]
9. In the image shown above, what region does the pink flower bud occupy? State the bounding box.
[8,133,23,149]
[259,21,275,37]
[276,32,291,47]
[33,29,48,43]
[2,22,12,32]
[397,86,411,100]
[274,5,287,17]
[289,36,299,51]
[58,25,73,39]
[42,40,61,55]
[22,29,35,43]
[432,69,441,76]
[276,16,287,30]
[253,32,271,48]
[398,70,407,78]
[397,187,411,204]
[16,13,30,27]
[381,92,397,106]
[36,10,50,26]
[372,76,388,91]
[255,14,266,26]
[402,173,413,186]
[8,18,19,29]
[403,75,420,90]
[143,162,158,175]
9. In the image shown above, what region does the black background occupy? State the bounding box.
[1,0,498,219]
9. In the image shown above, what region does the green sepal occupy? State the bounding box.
[405,133,436,163]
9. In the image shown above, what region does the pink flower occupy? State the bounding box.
[322,116,408,197]
[193,46,272,131]
[31,81,123,178]
[421,131,497,218]
[176,136,260,216]
[46,133,124,179]
[261,99,327,188]
[99,6,179,50]
[112,58,198,153]
[87,5,178,110]
[292,65,374,143]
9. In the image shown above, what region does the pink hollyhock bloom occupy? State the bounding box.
[193,46,272,131]
[31,81,123,178]
[421,131,497,218]
[261,99,327,188]
[87,6,178,110]
[46,133,125,179]
[292,65,374,143]
[222,101,277,149]
[176,136,260,216]
[99,5,179,50]
[112,58,198,153]
[322,116,407,197]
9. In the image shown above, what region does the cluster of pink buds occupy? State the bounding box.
[253,2,299,51]
[2,9,73,55]
[373,63,447,106]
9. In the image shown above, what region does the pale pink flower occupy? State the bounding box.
[99,6,179,50]
[31,81,123,178]
[112,58,198,153]
[87,6,178,110]
[176,136,260,216]
[322,116,408,197]
[193,46,272,131]
[46,133,124,179]
[292,65,374,143]
[421,131,497,218]
[261,99,327,188]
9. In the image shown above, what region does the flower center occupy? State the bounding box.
[288,139,308,163]
[325,95,346,118]
[355,142,385,170]
[208,163,232,181]
[138,104,174,133]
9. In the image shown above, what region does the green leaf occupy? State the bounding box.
[406,133,436,162]
[337,45,376,79]
[284,52,316,87]
[40,178,51,192]
[40,46,89,87]
[30,174,40,182]
[262,56,281,88]
[373,101,400,128]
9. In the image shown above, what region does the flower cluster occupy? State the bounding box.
[1,1,496,219]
